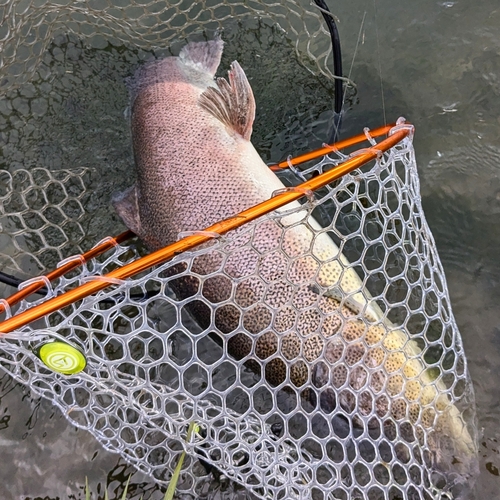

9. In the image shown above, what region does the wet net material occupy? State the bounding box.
[0,0,334,93]
[0,128,478,499]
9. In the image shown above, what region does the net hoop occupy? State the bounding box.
[0,121,411,334]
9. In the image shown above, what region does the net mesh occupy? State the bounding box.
[0,0,477,498]
[0,167,90,276]
[0,0,333,93]
[0,129,478,499]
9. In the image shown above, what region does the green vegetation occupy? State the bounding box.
[85,422,200,500]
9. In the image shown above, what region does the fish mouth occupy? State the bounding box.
[427,412,480,499]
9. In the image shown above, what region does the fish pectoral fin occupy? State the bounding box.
[309,283,380,322]
[199,61,256,141]
[309,283,348,307]
[112,184,142,236]
[179,38,224,77]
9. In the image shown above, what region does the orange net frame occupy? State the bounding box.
[0,123,407,333]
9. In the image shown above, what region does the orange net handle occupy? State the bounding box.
[0,123,412,334]
[268,123,394,171]
[0,230,135,315]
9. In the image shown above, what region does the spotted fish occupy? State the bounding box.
[113,38,477,484]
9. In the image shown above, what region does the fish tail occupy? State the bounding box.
[179,38,224,77]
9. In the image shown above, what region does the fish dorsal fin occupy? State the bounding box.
[179,39,224,77]
[199,61,256,141]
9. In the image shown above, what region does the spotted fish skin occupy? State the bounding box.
[115,38,376,380]
[114,39,477,482]
[118,38,285,250]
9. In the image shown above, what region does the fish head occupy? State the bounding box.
[428,404,479,498]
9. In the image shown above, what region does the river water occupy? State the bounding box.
[0,0,499,498]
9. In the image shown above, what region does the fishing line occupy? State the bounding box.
[325,11,365,143]
[346,10,366,99]
[372,0,387,127]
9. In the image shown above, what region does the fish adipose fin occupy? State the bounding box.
[199,61,256,141]
[112,184,142,236]
[179,38,224,77]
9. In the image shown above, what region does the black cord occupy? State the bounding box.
[0,270,157,303]
[312,0,344,143]
[0,271,48,296]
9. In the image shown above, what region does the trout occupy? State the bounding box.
[113,38,477,484]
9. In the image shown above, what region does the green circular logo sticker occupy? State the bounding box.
[39,342,87,375]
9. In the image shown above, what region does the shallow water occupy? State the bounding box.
[0,0,499,498]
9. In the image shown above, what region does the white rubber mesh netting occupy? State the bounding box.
[0,131,478,500]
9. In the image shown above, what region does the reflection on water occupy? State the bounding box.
[1,0,500,498]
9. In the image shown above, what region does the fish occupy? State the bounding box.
[113,38,478,487]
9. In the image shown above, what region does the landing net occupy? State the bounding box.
[0,125,478,499]
[0,0,334,93]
